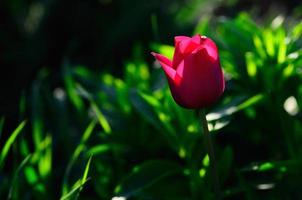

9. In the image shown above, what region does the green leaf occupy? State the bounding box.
[193,16,210,35]
[130,90,178,151]
[60,179,90,200]
[114,79,131,113]
[237,94,264,110]
[91,102,111,134]
[62,121,96,194]
[38,134,52,178]
[258,162,274,172]
[240,160,301,173]
[263,29,275,57]
[207,94,264,121]
[276,28,287,64]
[82,156,92,185]
[86,144,111,156]
[130,90,162,130]
[151,43,174,60]
[282,64,294,77]
[81,120,97,144]
[63,63,84,112]
[0,121,26,169]
[245,52,257,78]
[253,35,266,58]
[60,156,92,200]
[114,160,182,197]
[124,62,150,90]
[8,154,32,200]
[24,166,38,184]
[292,21,302,40]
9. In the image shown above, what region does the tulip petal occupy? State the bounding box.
[151,52,176,80]
[176,59,184,78]
[151,52,172,66]
[174,36,190,46]
[191,34,202,44]
[178,38,200,54]
[201,37,218,61]
[173,36,200,67]
[172,47,224,108]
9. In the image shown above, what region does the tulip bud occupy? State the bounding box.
[152,34,224,109]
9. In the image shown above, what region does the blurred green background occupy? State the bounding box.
[1,0,302,199]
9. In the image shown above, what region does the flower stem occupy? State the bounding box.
[199,109,222,199]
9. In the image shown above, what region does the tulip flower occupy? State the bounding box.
[151,34,224,109]
[152,34,224,199]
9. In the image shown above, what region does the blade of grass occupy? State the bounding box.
[91,102,111,134]
[0,121,26,169]
[62,121,96,195]
[38,134,52,178]
[63,62,84,113]
[60,178,90,200]
[60,156,92,200]
[8,154,32,199]
[82,156,92,185]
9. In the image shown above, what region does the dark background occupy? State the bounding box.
[0,0,301,124]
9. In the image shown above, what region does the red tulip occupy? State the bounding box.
[151,34,225,109]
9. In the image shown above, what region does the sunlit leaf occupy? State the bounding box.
[60,157,92,200]
[258,162,274,172]
[86,144,111,156]
[207,94,264,121]
[60,179,90,200]
[276,28,287,64]
[24,166,38,185]
[63,63,84,112]
[0,121,26,169]
[245,52,257,78]
[253,35,266,58]
[292,21,302,40]
[38,134,52,178]
[263,29,275,57]
[151,43,174,60]
[194,16,210,35]
[91,102,111,134]
[62,121,96,194]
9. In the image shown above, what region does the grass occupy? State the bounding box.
[0,12,302,199]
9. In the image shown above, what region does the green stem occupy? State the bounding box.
[199,109,222,199]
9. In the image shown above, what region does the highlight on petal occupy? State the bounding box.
[176,60,185,78]
[178,38,200,55]
[172,35,201,67]
[191,34,202,44]
[201,37,218,61]
[151,52,176,80]
[174,36,190,46]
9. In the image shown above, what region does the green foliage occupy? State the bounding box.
[114,160,183,198]
[1,13,302,199]
[0,121,26,169]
